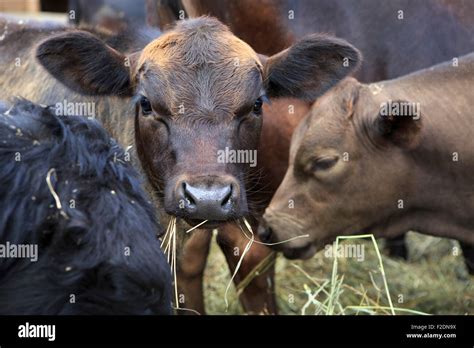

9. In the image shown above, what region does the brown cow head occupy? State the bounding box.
[37,17,360,228]
[260,78,423,259]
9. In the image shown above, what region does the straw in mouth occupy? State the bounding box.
[160,217,209,315]
[160,216,178,308]
[162,216,310,313]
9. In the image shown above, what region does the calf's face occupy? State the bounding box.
[261,79,423,259]
[37,17,360,227]
[134,21,264,226]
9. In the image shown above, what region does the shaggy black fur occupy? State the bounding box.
[0,99,171,315]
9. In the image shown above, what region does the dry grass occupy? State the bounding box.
[203,231,473,315]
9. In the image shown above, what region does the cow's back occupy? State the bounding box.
[292,0,474,82]
[181,0,474,82]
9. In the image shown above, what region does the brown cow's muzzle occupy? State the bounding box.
[165,174,245,226]
[260,210,316,260]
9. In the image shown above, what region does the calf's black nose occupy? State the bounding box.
[176,180,235,221]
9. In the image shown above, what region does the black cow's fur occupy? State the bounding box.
[0,99,172,315]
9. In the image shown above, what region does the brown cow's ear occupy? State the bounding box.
[36,31,135,97]
[375,100,422,149]
[263,34,361,102]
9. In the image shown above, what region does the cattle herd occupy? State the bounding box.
[0,0,473,315]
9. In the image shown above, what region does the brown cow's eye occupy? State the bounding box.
[311,156,339,172]
[140,96,152,115]
[252,97,263,115]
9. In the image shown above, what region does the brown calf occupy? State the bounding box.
[261,53,474,274]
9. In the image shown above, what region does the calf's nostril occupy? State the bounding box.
[182,182,196,206]
[220,184,233,207]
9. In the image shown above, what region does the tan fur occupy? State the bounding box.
[137,18,262,118]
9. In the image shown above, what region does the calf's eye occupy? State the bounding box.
[253,97,263,115]
[311,156,339,172]
[140,96,152,115]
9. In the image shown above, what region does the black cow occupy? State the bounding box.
[0,99,172,315]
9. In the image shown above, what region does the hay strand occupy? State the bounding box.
[45,168,69,220]
[327,234,395,315]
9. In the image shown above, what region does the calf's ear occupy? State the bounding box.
[36,31,136,97]
[374,100,422,149]
[263,34,361,102]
